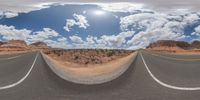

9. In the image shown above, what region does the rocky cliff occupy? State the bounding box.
[147,40,200,53]
[0,40,50,52]
[147,40,191,49]
[191,41,200,49]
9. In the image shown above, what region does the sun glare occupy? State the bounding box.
[93,10,106,16]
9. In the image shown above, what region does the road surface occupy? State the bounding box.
[0,51,200,100]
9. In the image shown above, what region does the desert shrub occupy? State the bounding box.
[107,51,115,57]
[85,61,89,64]
[74,55,79,60]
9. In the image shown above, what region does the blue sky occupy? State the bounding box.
[0,3,200,49]
[0,5,121,37]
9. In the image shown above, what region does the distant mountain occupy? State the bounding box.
[2,40,27,47]
[0,40,51,52]
[0,41,5,46]
[191,41,200,49]
[30,41,50,51]
[30,41,47,47]
[147,40,191,50]
[0,40,30,52]
[147,40,200,53]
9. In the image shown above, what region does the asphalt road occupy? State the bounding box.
[0,51,200,100]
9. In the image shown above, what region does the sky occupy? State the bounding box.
[0,1,200,49]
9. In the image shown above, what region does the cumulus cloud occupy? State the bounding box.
[35,28,59,37]
[64,19,76,32]
[69,31,134,48]
[192,25,200,39]
[64,14,90,32]
[57,37,67,42]
[28,28,59,42]
[69,35,97,48]
[44,37,70,48]
[0,25,32,40]
[96,31,134,47]
[119,11,199,49]
[0,25,62,45]
[69,35,84,43]
[0,25,68,47]
[73,14,90,29]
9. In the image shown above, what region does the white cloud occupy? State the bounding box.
[97,3,144,13]
[0,2,55,18]
[97,31,134,47]
[73,14,90,29]
[63,19,76,32]
[57,37,67,42]
[44,37,70,48]
[119,11,199,49]
[0,25,59,44]
[29,28,59,42]
[69,35,84,43]
[0,25,67,47]
[192,25,200,37]
[3,12,19,18]
[35,28,59,37]
[69,31,134,48]
[64,13,89,32]
[86,35,96,45]
[0,25,32,41]
[69,35,101,48]
[70,35,97,48]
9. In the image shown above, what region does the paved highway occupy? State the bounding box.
[0,51,200,100]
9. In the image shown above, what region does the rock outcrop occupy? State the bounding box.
[147,40,191,50]
[0,40,51,52]
[191,41,200,49]
[0,40,30,51]
[147,40,200,53]
[30,41,50,50]
[30,41,47,47]
[0,41,5,46]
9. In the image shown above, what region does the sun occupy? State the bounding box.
[93,10,106,16]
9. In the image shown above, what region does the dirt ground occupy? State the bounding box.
[44,49,134,65]
[44,52,137,77]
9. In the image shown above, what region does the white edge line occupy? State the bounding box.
[0,53,38,90]
[140,52,200,91]
[0,55,22,60]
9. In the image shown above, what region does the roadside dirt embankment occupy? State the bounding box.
[42,52,138,85]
